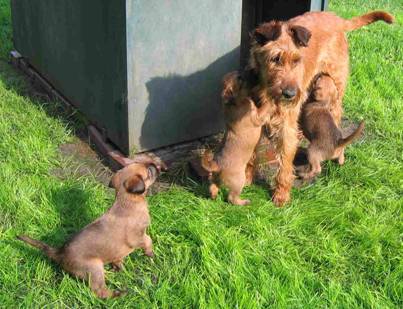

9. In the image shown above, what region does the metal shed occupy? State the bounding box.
[11,0,327,155]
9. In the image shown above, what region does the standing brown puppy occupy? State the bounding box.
[17,158,164,298]
[299,75,364,180]
[202,71,272,205]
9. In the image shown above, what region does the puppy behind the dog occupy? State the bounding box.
[299,75,364,179]
[17,158,165,298]
[202,71,272,205]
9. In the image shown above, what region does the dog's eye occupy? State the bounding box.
[293,58,301,65]
[271,55,281,64]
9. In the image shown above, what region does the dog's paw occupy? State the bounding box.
[145,250,154,258]
[111,261,124,272]
[272,191,289,207]
[239,199,251,206]
[228,196,251,206]
[112,289,128,298]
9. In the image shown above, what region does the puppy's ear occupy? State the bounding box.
[222,72,240,102]
[124,175,145,194]
[290,25,311,47]
[159,161,168,172]
[109,172,121,189]
[252,21,282,46]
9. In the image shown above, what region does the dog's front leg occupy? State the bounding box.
[250,101,273,127]
[272,111,299,207]
[142,234,154,257]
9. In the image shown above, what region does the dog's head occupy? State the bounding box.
[109,156,166,195]
[249,21,312,105]
[311,75,338,105]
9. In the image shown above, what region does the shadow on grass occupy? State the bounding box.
[0,59,116,184]
[16,184,98,252]
[0,59,87,138]
[12,184,97,278]
[44,185,99,245]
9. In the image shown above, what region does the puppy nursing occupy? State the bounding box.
[17,159,162,298]
[299,75,365,179]
[202,72,272,205]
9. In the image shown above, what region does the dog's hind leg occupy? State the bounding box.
[86,260,117,298]
[228,190,250,206]
[209,183,220,199]
[337,148,345,165]
[299,148,322,179]
[227,173,250,206]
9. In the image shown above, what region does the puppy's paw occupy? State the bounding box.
[111,261,124,272]
[229,198,251,206]
[239,199,251,206]
[145,250,154,258]
[96,288,114,299]
[112,289,128,298]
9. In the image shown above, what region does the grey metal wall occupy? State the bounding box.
[11,0,129,152]
[126,0,243,152]
[11,0,325,154]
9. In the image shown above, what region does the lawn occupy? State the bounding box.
[0,0,402,307]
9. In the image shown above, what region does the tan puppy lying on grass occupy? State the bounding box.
[299,75,364,179]
[202,71,272,205]
[17,157,165,299]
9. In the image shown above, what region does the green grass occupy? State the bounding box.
[0,0,402,307]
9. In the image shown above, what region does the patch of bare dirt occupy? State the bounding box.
[52,137,113,187]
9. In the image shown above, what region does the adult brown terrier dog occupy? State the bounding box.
[247,10,393,206]
[17,158,165,298]
[299,75,365,180]
[202,71,272,205]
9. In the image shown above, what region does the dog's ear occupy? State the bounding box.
[222,71,240,102]
[252,21,282,46]
[109,172,121,189]
[290,25,311,47]
[124,175,145,194]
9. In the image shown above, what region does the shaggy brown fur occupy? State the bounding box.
[247,10,393,206]
[202,71,273,205]
[17,158,165,298]
[298,75,365,179]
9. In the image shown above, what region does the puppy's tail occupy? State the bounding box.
[342,11,394,32]
[17,235,61,263]
[337,121,365,149]
[201,150,221,174]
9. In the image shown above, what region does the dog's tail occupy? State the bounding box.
[17,235,61,263]
[201,150,221,174]
[337,121,365,149]
[342,11,394,31]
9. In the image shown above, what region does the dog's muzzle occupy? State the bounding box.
[281,87,297,100]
